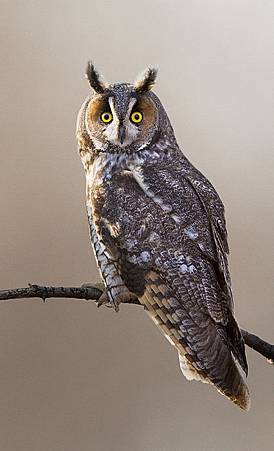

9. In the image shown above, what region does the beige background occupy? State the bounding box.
[0,1,273,450]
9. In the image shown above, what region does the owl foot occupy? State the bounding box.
[97,289,140,310]
[97,289,129,312]
[97,285,140,310]
[81,283,114,309]
[97,290,115,309]
[81,283,140,311]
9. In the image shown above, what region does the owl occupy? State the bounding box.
[76,62,250,410]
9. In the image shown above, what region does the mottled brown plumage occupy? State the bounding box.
[76,63,250,410]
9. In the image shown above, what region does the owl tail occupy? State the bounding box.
[177,311,250,410]
[178,351,250,411]
[140,272,250,411]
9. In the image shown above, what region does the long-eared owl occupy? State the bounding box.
[76,62,250,410]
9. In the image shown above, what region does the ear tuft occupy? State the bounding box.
[134,67,158,92]
[85,61,108,93]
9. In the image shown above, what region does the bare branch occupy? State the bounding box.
[0,283,273,363]
[0,284,103,303]
[241,330,274,364]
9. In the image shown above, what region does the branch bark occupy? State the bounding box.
[0,283,273,363]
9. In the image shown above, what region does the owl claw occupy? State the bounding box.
[80,282,114,308]
[97,289,140,312]
[81,283,138,311]
[97,290,115,309]
[97,289,140,311]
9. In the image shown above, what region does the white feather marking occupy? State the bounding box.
[102,218,121,238]
[129,165,182,220]
[184,225,199,240]
[178,354,207,382]
[140,251,151,262]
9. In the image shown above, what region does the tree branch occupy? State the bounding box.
[241,330,274,364]
[0,284,103,303]
[0,283,273,363]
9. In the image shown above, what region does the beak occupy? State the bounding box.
[118,123,126,145]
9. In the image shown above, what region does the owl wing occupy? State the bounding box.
[96,159,249,408]
[130,158,248,359]
[186,173,232,303]
[129,158,233,311]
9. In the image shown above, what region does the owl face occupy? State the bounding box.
[80,63,160,154]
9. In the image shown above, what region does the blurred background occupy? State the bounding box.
[0,1,273,450]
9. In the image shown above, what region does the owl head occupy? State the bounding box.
[77,62,174,155]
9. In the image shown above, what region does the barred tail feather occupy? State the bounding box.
[178,315,250,410]
[140,271,250,411]
[179,350,250,411]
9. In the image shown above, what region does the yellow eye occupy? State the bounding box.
[101,112,113,123]
[130,111,143,124]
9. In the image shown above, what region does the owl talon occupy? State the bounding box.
[96,290,138,311]
[97,290,114,309]
[80,283,113,308]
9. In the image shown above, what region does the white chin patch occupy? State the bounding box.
[104,122,139,148]
[125,122,139,145]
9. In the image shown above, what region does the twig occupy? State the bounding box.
[0,283,273,363]
[0,284,103,303]
[241,330,274,364]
